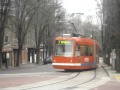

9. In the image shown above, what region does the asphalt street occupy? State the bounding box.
[0,60,120,90]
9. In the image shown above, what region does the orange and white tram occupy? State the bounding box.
[52,34,99,71]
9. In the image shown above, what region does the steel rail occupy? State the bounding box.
[22,71,81,90]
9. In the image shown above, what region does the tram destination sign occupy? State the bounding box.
[56,40,73,44]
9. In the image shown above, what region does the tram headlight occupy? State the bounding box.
[71,60,73,62]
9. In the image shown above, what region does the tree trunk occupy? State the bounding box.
[0,26,4,68]
[0,34,3,68]
[115,48,120,72]
[36,47,42,65]
[0,50,2,68]
[16,46,22,66]
[107,52,111,66]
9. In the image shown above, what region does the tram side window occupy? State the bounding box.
[81,45,93,56]
[81,46,85,56]
[75,44,80,56]
[89,46,93,56]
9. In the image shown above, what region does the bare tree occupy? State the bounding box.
[95,0,103,25]
[33,0,64,64]
[102,0,120,69]
[0,0,10,68]
[9,0,43,66]
[95,0,103,46]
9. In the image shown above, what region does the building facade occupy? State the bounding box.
[2,0,36,66]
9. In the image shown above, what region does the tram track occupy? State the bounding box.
[22,71,81,90]
[16,64,110,90]
[60,69,96,90]
[21,69,96,90]
[60,63,110,90]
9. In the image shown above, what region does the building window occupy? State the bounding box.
[4,36,8,42]
[3,0,8,3]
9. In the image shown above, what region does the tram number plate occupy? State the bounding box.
[84,58,89,62]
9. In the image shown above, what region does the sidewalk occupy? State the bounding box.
[102,63,120,80]
[90,63,120,90]
[0,63,59,89]
[0,63,46,74]
[99,57,120,80]
[0,63,40,71]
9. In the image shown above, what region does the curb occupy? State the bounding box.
[102,64,120,81]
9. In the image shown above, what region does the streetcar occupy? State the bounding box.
[52,34,99,71]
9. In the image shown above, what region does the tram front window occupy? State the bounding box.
[55,40,74,57]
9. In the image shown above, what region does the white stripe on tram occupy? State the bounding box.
[52,63,81,66]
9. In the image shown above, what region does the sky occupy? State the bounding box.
[61,0,97,23]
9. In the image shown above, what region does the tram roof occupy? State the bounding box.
[55,37,95,45]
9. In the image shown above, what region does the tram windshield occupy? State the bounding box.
[55,40,74,57]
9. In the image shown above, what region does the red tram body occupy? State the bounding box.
[52,34,99,71]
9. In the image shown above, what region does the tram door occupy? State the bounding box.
[93,42,99,67]
[94,43,99,67]
[75,44,81,63]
